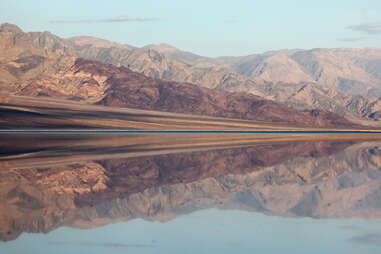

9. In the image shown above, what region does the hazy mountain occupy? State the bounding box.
[161,46,381,97]
[217,48,381,97]
[2,23,381,126]
[68,36,135,50]
[126,44,381,99]
[0,23,358,128]
[64,30,381,125]
[71,39,251,92]
[142,43,220,67]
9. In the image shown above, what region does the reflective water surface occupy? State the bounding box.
[1,134,381,253]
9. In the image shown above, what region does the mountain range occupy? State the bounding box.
[66,31,381,126]
[140,42,381,97]
[2,23,381,128]
[0,23,367,129]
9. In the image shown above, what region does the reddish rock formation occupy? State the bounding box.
[69,58,357,128]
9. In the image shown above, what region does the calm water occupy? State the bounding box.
[3,209,381,254]
[1,134,381,253]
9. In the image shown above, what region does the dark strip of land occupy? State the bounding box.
[1,130,381,134]
[1,95,381,132]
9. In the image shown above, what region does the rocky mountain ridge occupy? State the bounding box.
[64,28,381,125]
[2,23,381,125]
[155,44,381,98]
[0,23,358,128]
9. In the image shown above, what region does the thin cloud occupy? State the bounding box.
[337,37,368,42]
[50,15,161,24]
[349,233,381,246]
[347,11,371,18]
[347,22,381,34]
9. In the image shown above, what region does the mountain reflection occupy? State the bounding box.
[1,135,381,241]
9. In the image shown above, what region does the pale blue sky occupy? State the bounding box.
[2,209,381,254]
[1,0,381,56]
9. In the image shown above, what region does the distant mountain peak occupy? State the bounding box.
[0,23,23,34]
[68,35,134,50]
[143,43,180,53]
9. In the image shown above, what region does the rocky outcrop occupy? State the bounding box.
[75,58,356,127]
[0,23,107,103]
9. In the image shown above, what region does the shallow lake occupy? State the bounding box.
[1,134,381,253]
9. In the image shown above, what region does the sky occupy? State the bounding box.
[2,209,381,254]
[1,0,381,57]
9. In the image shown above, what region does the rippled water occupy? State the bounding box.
[1,134,381,253]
